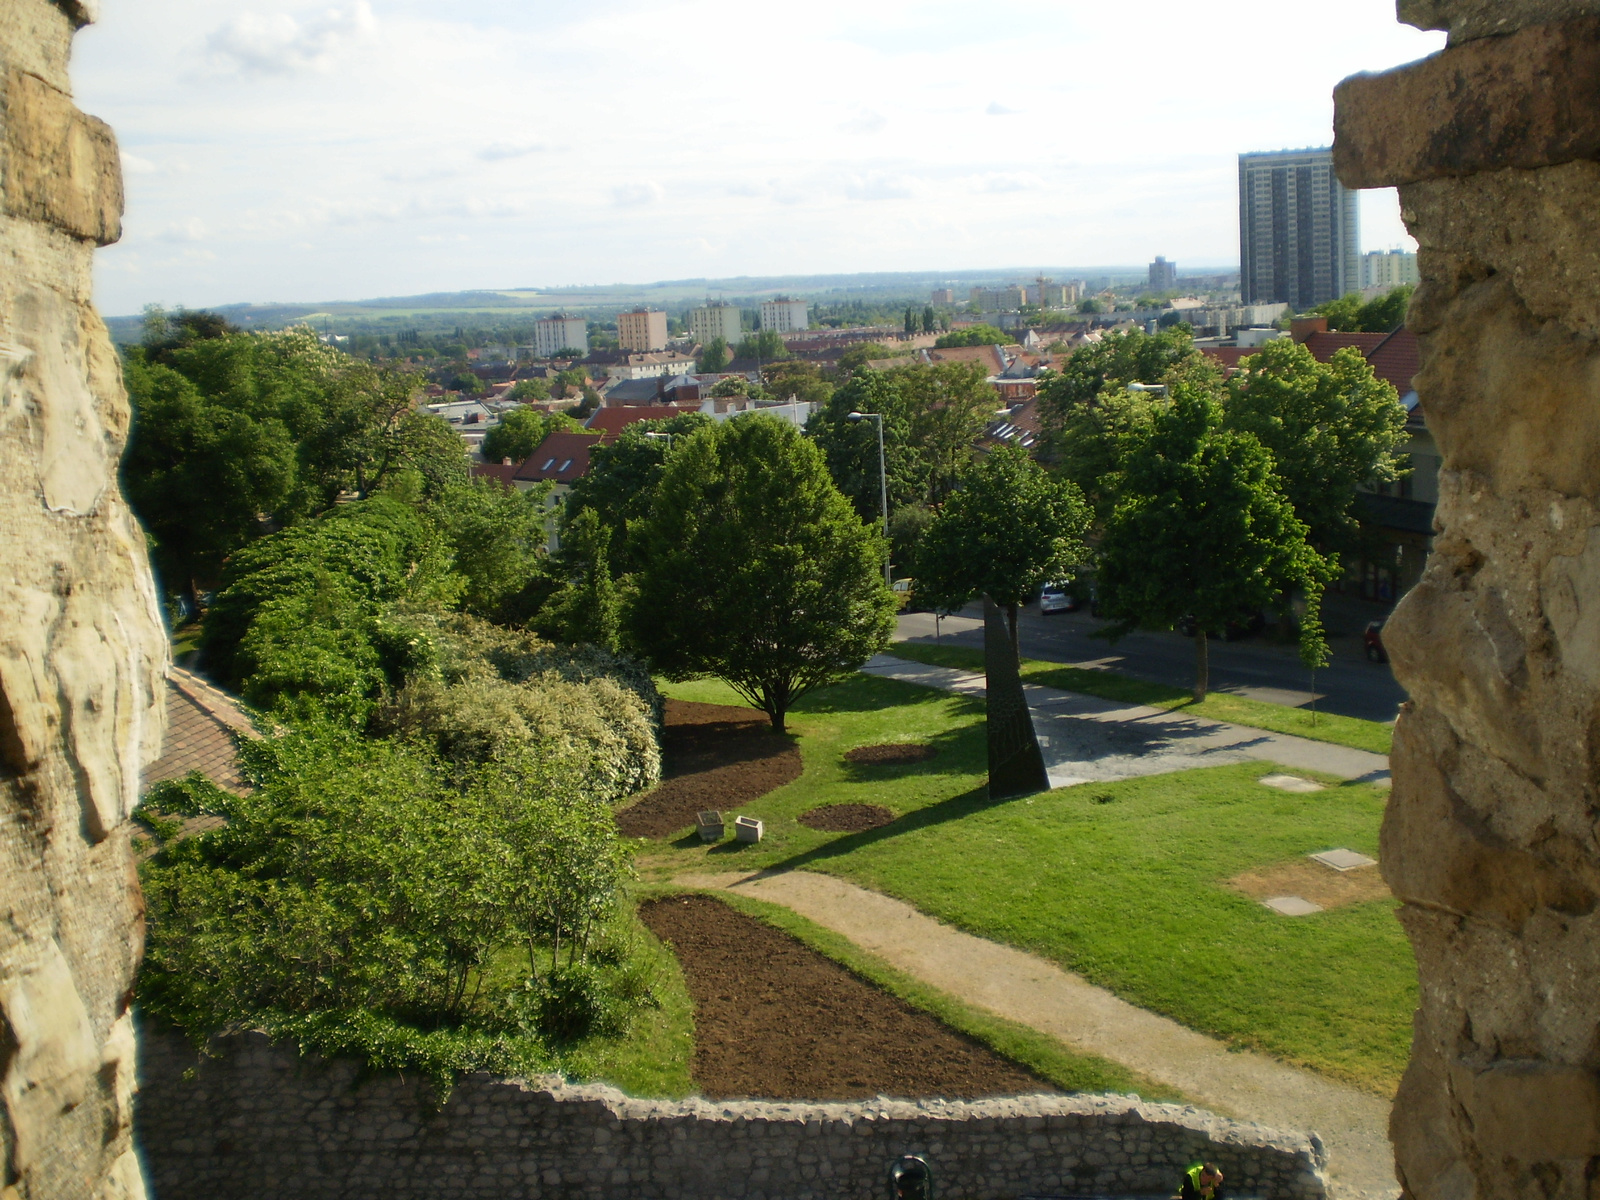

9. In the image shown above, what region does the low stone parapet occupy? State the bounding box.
[136,1030,1328,1199]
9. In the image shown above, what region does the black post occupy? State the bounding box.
[984,595,1049,799]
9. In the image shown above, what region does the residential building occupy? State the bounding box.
[1238,147,1361,311]
[533,315,588,358]
[584,405,690,437]
[969,285,1026,311]
[759,298,809,333]
[617,308,669,352]
[1148,257,1178,293]
[598,350,698,381]
[1362,249,1420,290]
[931,288,955,304]
[689,302,743,346]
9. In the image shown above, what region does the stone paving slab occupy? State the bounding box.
[677,869,1396,1200]
[862,655,1390,788]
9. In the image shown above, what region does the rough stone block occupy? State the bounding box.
[1,67,122,243]
[1335,16,1600,188]
[1400,0,1600,42]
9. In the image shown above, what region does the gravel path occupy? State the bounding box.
[860,655,1391,788]
[677,868,1398,1200]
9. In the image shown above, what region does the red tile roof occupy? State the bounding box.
[1201,328,1419,396]
[584,406,685,436]
[515,431,605,484]
[470,461,521,488]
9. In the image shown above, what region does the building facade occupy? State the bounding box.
[1238,147,1360,311]
[931,288,955,304]
[1361,249,1420,290]
[533,316,588,358]
[970,286,1026,311]
[617,308,669,351]
[689,302,743,346]
[1148,257,1178,293]
[759,298,809,333]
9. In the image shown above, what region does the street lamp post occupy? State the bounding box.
[847,411,891,588]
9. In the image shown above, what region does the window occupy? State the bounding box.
[542,458,556,470]
[559,459,573,471]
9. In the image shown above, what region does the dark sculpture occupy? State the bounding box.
[984,596,1049,799]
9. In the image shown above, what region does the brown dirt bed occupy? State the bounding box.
[799,804,896,833]
[1227,859,1392,910]
[615,700,801,839]
[638,894,1053,1101]
[844,742,937,765]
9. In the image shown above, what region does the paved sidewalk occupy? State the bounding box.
[861,655,1390,788]
[678,868,1398,1200]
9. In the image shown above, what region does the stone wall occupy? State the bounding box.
[0,3,166,1199]
[1335,4,1600,1198]
[136,1031,1327,1200]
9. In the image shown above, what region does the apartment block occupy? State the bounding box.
[969,286,1026,311]
[760,298,809,333]
[689,302,743,346]
[617,308,669,352]
[1239,147,1360,311]
[533,315,588,358]
[1362,249,1420,290]
[1148,257,1178,293]
[931,288,955,304]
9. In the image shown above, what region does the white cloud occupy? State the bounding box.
[974,172,1043,194]
[120,151,157,175]
[478,142,552,162]
[844,172,916,202]
[611,180,663,208]
[206,1,375,76]
[840,108,887,135]
[985,101,1019,116]
[157,217,208,243]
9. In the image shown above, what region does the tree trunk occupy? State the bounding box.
[1194,629,1209,703]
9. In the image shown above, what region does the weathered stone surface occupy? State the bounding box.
[1338,9,1600,1195]
[0,2,164,1198]
[983,597,1048,799]
[2,67,123,244]
[1335,16,1600,188]
[1400,0,1600,43]
[136,1030,1330,1200]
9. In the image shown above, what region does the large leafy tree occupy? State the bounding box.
[1309,285,1413,332]
[429,477,555,625]
[1222,338,1408,552]
[934,325,1008,348]
[914,446,1090,656]
[1095,382,1332,701]
[627,415,897,732]
[560,412,713,576]
[481,407,578,466]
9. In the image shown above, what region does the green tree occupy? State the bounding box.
[536,507,622,652]
[935,324,1008,348]
[1095,383,1332,701]
[1222,338,1408,551]
[481,407,578,466]
[429,477,555,624]
[913,447,1090,655]
[762,359,834,407]
[452,372,487,394]
[561,413,714,576]
[1310,285,1413,332]
[922,305,938,334]
[736,329,790,362]
[627,415,897,731]
[836,342,891,372]
[509,378,551,401]
[895,361,1005,503]
[905,307,918,335]
[697,336,729,373]
[1078,298,1104,314]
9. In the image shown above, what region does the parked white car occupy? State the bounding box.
[1038,582,1082,614]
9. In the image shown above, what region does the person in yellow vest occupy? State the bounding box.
[1179,1161,1225,1200]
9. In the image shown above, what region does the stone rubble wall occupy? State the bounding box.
[1335,4,1600,1198]
[0,3,166,1199]
[135,1031,1328,1200]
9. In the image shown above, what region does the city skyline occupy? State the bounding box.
[74,0,1444,316]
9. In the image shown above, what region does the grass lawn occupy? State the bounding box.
[642,674,1414,1095]
[887,640,1393,756]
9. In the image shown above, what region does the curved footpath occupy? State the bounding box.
[860,654,1391,788]
[678,869,1397,1200]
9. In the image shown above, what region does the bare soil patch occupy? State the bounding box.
[799,804,896,833]
[615,700,801,839]
[638,894,1053,1101]
[1227,859,1392,910]
[844,742,937,766]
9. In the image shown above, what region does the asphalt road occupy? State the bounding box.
[896,601,1408,724]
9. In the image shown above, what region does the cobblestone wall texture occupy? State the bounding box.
[0,3,166,1198]
[1336,3,1600,1198]
[136,1032,1328,1200]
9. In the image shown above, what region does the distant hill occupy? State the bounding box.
[102,264,1240,343]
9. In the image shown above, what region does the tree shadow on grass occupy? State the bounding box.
[751,780,1033,878]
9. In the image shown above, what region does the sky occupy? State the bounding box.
[71,1,1446,317]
